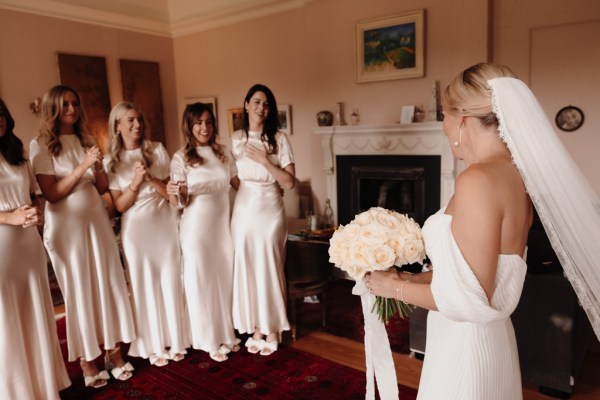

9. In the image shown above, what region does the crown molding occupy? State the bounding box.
[0,0,172,36]
[169,0,313,38]
[0,0,317,38]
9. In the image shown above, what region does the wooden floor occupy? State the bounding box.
[289,328,600,400]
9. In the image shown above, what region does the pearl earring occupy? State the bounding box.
[453,127,462,147]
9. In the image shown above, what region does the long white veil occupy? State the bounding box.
[489,77,600,340]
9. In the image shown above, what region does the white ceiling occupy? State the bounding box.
[0,0,316,37]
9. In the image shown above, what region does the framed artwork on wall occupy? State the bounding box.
[227,108,244,135]
[120,59,166,145]
[278,104,292,135]
[355,9,425,83]
[183,96,218,121]
[555,105,584,132]
[57,53,111,152]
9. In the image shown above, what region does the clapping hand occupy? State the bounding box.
[132,161,147,186]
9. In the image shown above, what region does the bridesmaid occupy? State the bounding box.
[105,102,189,366]
[0,97,71,399]
[230,84,296,355]
[29,85,136,388]
[167,102,239,362]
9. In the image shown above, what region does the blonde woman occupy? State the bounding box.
[29,85,135,388]
[106,101,189,366]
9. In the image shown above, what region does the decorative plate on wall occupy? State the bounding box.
[555,105,584,132]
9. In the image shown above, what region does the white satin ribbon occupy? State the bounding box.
[353,279,399,400]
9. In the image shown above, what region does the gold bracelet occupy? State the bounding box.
[399,280,410,303]
[128,184,139,193]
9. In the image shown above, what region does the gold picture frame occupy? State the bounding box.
[227,108,244,135]
[278,104,292,135]
[355,9,425,83]
[183,96,218,121]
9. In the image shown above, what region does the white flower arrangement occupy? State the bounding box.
[328,207,426,322]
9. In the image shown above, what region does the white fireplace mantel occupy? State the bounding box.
[314,122,456,224]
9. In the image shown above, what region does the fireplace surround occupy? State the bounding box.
[314,122,456,225]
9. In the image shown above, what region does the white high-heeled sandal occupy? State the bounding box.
[104,348,134,381]
[244,337,265,354]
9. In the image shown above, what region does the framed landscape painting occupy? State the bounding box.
[355,9,425,83]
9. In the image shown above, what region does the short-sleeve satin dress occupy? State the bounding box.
[107,142,189,360]
[230,130,294,335]
[29,135,135,362]
[0,155,71,400]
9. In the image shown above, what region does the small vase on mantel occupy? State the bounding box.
[316,111,333,126]
[334,102,347,126]
[350,109,360,125]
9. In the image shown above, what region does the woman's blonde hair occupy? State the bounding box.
[106,101,153,173]
[443,63,516,127]
[38,85,93,156]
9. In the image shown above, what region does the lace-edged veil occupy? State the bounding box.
[489,77,600,340]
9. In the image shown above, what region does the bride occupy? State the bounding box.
[366,63,600,399]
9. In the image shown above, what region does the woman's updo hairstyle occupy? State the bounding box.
[443,63,516,128]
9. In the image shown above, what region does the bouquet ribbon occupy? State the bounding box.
[353,279,399,400]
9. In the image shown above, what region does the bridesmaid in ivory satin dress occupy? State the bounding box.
[230,84,296,355]
[105,102,189,367]
[166,102,239,362]
[0,97,71,400]
[29,86,136,389]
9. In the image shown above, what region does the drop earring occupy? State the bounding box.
[453,127,462,147]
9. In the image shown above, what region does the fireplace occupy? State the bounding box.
[314,122,456,225]
[336,155,440,226]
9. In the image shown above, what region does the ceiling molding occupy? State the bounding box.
[0,0,316,38]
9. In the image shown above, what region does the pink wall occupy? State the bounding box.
[0,8,180,154]
[1,0,598,212]
[493,0,600,194]
[173,0,489,213]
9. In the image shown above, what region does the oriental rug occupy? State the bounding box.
[56,318,417,400]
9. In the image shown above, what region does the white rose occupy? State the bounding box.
[348,241,372,277]
[387,235,406,259]
[402,238,426,265]
[358,223,389,244]
[328,231,349,266]
[353,211,373,226]
[373,209,403,232]
[370,244,396,271]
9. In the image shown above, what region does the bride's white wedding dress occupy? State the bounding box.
[417,209,526,399]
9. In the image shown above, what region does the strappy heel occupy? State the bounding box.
[104,347,134,381]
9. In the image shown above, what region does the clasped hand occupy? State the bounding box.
[11,205,41,228]
[84,145,103,171]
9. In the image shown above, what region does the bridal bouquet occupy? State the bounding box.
[328,207,426,323]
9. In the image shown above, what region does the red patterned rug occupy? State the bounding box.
[56,317,417,399]
[295,278,411,354]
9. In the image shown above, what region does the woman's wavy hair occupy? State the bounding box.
[38,85,93,156]
[181,102,226,166]
[442,63,516,128]
[242,83,279,154]
[0,97,26,165]
[106,102,154,173]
